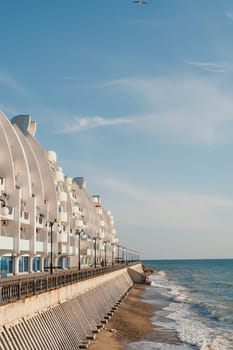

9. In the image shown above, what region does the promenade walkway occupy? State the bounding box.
[0,262,139,305]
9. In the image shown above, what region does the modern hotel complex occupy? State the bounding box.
[0,112,138,277]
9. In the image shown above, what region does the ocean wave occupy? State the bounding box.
[150,271,188,301]
[149,269,233,350]
[125,341,194,350]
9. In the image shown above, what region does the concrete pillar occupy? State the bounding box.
[40,255,44,272]
[14,255,20,274]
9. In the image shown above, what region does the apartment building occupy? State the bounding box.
[0,112,118,276]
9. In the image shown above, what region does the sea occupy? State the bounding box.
[125,259,233,350]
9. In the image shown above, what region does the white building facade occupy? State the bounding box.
[0,112,119,276]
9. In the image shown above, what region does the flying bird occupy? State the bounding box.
[132,1,148,5]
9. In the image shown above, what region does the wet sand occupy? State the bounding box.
[89,284,180,350]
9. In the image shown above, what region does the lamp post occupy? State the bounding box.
[46,219,58,275]
[0,196,9,276]
[103,240,108,266]
[111,242,115,266]
[117,244,120,264]
[92,237,98,268]
[75,229,84,270]
[121,246,125,264]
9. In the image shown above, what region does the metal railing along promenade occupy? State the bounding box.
[0,261,140,306]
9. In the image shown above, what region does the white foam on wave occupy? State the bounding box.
[149,272,188,302]
[124,341,193,350]
[165,297,233,349]
[149,271,233,350]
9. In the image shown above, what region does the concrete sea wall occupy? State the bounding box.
[0,264,144,349]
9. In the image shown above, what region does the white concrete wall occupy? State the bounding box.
[0,265,143,327]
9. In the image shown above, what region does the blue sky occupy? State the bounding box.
[2,0,233,258]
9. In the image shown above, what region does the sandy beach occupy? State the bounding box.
[89,283,180,350]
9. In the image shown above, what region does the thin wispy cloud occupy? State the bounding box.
[0,70,29,97]
[60,115,135,133]
[93,176,233,232]
[185,60,232,73]
[107,76,233,145]
[225,11,233,21]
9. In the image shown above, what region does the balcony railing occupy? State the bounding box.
[0,262,140,305]
[20,211,30,224]
[0,177,5,191]
[36,215,44,228]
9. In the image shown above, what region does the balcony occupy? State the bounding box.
[100,220,105,227]
[75,219,85,228]
[92,196,99,204]
[20,211,30,225]
[58,211,68,223]
[36,241,44,252]
[97,207,103,215]
[70,190,77,200]
[0,177,5,191]
[47,150,57,163]
[0,206,14,219]
[7,207,14,220]
[0,236,13,250]
[87,248,92,256]
[58,243,67,254]
[55,171,64,183]
[72,205,82,215]
[57,191,67,203]
[48,242,57,253]
[65,176,73,185]
[69,246,76,255]
[19,239,30,251]
[57,232,68,243]
[36,215,44,228]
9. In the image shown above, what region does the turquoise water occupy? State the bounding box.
[126,259,233,350]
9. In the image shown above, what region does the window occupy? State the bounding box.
[64,257,69,268]
[32,257,40,272]
[19,256,29,272]
[57,256,63,268]
[0,256,13,276]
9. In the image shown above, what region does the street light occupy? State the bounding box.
[111,242,116,266]
[75,229,85,270]
[46,219,59,274]
[103,240,108,266]
[92,237,98,268]
[117,244,121,264]
[0,195,10,275]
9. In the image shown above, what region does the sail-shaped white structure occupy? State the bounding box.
[0,112,118,276]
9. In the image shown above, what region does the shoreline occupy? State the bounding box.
[89,284,154,350]
[89,283,180,350]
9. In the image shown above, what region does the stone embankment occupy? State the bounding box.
[0,264,145,349]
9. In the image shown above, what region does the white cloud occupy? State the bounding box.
[184,60,232,73]
[59,75,233,144]
[107,76,233,145]
[59,115,135,133]
[0,70,29,97]
[93,176,233,232]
